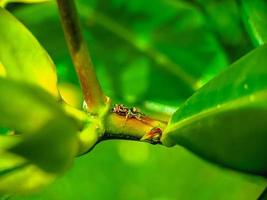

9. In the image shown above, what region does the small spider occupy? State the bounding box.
[111,104,129,116]
[127,107,144,120]
[111,104,144,120]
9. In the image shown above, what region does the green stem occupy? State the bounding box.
[78,6,197,91]
[66,102,169,155]
[102,112,167,145]
[56,1,169,150]
[56,0,107,113]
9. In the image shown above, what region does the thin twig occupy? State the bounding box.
[56,0,107,113]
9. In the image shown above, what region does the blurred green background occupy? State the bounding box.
[6,0,267,199]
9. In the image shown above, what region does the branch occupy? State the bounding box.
[56,2,169,153]
[72,104,168,155]
[102,110,167,145]
[56,0,107,113]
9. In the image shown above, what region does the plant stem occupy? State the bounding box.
[102,112,167,145]
[56,0,107,113]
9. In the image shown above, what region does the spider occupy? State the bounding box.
[111,104,144,120]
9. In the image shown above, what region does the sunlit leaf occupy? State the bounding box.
[0,78,79,174]
[240,0,267,46]
[163,44,267,175]
[0,0,49,9]
[0,7,58,97]
[0,62,5,77]
[10,119,78,173]
[0,79,59,133]
[58,82,83,108]
[0,149,56,195]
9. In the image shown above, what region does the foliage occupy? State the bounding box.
[0,0,267,199]
[0,6,80,195]
[163,43,267,175]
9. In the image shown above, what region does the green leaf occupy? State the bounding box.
[0,7,58,98]
[9,118,78,173]
[162,44,267,175]
[0,79,59,134]
[12,1,228,107]
[0,78,79,174]
[78,0,228,105]
[240,0,267,46]
[258,187,267,200]
[0,148,56,195]
[192,0,251,61]
[0,164,55,195]
[0,0,49,8]
[0,127,10,135]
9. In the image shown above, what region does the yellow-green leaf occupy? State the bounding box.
[0,62,5,77]
[0,79,59,134]
[0,0,49,8]
[0,149,56,195]
[0,7,58,98]
[0,78,79,174]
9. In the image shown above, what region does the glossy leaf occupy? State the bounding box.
[0,7,58,97]
[162,44,267,175]
[0,78,79,173]
[240,0,267,46]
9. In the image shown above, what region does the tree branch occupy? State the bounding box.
[56,0,107,113]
